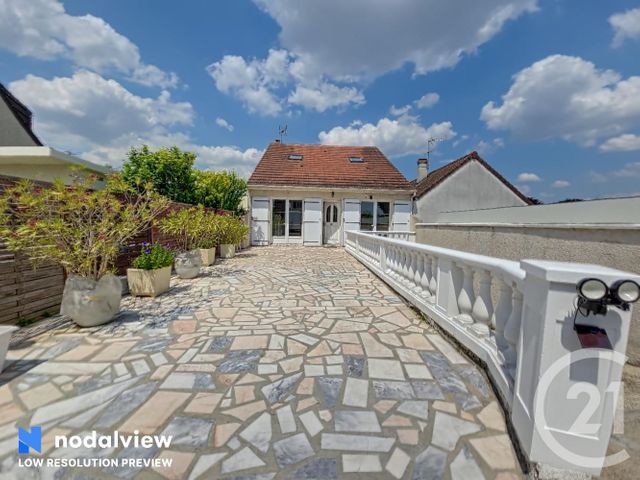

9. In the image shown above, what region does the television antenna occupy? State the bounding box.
[426,137,444,162]
[278,124,288,143]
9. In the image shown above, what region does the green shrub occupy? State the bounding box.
[218,215,249,245]
[157,206,224,251]
[0,175,169,280]
[132,243,175,270]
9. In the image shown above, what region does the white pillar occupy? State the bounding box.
[512,260,637,475]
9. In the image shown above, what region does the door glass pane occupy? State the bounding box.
[376,202,390,231]
[272,199,286,236]
[360,201,374,231]
[332,205,338,223]
[289,200,302,237]
[326,205,332,223]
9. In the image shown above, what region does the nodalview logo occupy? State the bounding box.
[18,426,41,454]
[17,427,171,454]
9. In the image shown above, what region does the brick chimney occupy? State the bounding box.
[417,158,429,181]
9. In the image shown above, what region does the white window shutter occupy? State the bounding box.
[343,199,361,232]
[392,200,411,231]
[250,197,270,245]
[303,198,322,245]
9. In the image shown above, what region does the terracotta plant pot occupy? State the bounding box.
[0,325,18,372]
[127,266,171,297]
[220,244,235,258]
[60,274,122,327]
[199,247,216,266]
[175,250,202,279]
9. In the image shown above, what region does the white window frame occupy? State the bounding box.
[272,198,303,244]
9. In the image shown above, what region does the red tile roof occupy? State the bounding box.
[414,151,532,204]
[248,142,413,190]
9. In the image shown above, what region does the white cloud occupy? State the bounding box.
[612,162,640,179]
[288,82,364,112]
[517,172,541,182]
[609,8,640,47]
[415,93,440,109]
[254,0,537,80]
[389,105,412,117]
[9,71,261,176]
[481,55,640,146]
[476,137,505,155]
[207,49,364,115]
[318,116,456,157]
[552,180,570,188]
[215,117,234,132]
[599,133,640,152]
[0,0,177,88]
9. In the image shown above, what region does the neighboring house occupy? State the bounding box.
[414,151,530,222]
[247,142,414,246]
[0,83,111,185]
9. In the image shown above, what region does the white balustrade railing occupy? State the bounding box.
[345,230,638,475]
[368,230,416,242]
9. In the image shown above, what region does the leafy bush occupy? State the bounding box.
[0,175,169,280]
[132,243,175,270]
[123,145,196,204]
[157,206,223,251]
[218,215,249,245]
[194,170,247,215]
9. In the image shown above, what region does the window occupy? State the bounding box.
[325,205,338,223]
[288,154,303,160]
[360,201,374,231]
[376,202,390,231]
[272,199,286,236]
[349,156,363,163]
[289,200,302,237]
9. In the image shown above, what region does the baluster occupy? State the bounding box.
[413,253,423,291]
[428,257,438,303]
[401,249,410,282]
[503,286,523,377]
[454,264,474,325]
[421,255,432,295]
[407,252,417,286]
[390,247,398,277]
[492,277,513,363]
[470,269,493,337]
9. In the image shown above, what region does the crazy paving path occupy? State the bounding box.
[0,246,523,479]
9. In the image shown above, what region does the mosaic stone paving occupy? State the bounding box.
[0,246,523,479]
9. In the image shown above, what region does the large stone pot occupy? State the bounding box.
[220,244,235,259]
[0,325,18,372]
[60,274,122,327]
[199,247,216,266]
[175,250,202,279]
[127,266,171,297]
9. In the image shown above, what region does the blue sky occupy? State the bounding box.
[1,0,640,202]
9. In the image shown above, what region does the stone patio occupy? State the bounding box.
[0,246,523,479]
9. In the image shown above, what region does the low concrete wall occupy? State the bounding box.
[416,222,640,365]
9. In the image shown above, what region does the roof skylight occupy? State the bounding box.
[288,154,303,160]
[349,156,364,163]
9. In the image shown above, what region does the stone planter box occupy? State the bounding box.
[0,325,18,372]
[220,244,235,258]
[199,248,216,266]
[127,266,171,297]
[60,274,122,327]
[175,250,202,279]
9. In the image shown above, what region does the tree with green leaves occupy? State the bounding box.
[122,145,196,204]
[194,170,248,215]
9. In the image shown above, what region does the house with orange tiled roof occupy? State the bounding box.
[248,141,414,246]
[247,142,529,246]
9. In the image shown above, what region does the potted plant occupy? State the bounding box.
[218,215,249,258]
[0,175,169,327]
[127,243,175,297]
[157,206,204,278]
[195,212,221,266]
[0,325,18,372]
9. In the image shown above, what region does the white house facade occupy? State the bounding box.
[413,151,531,223]
[248,142,414,246]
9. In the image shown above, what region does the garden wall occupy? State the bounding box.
[0,174,231,325]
